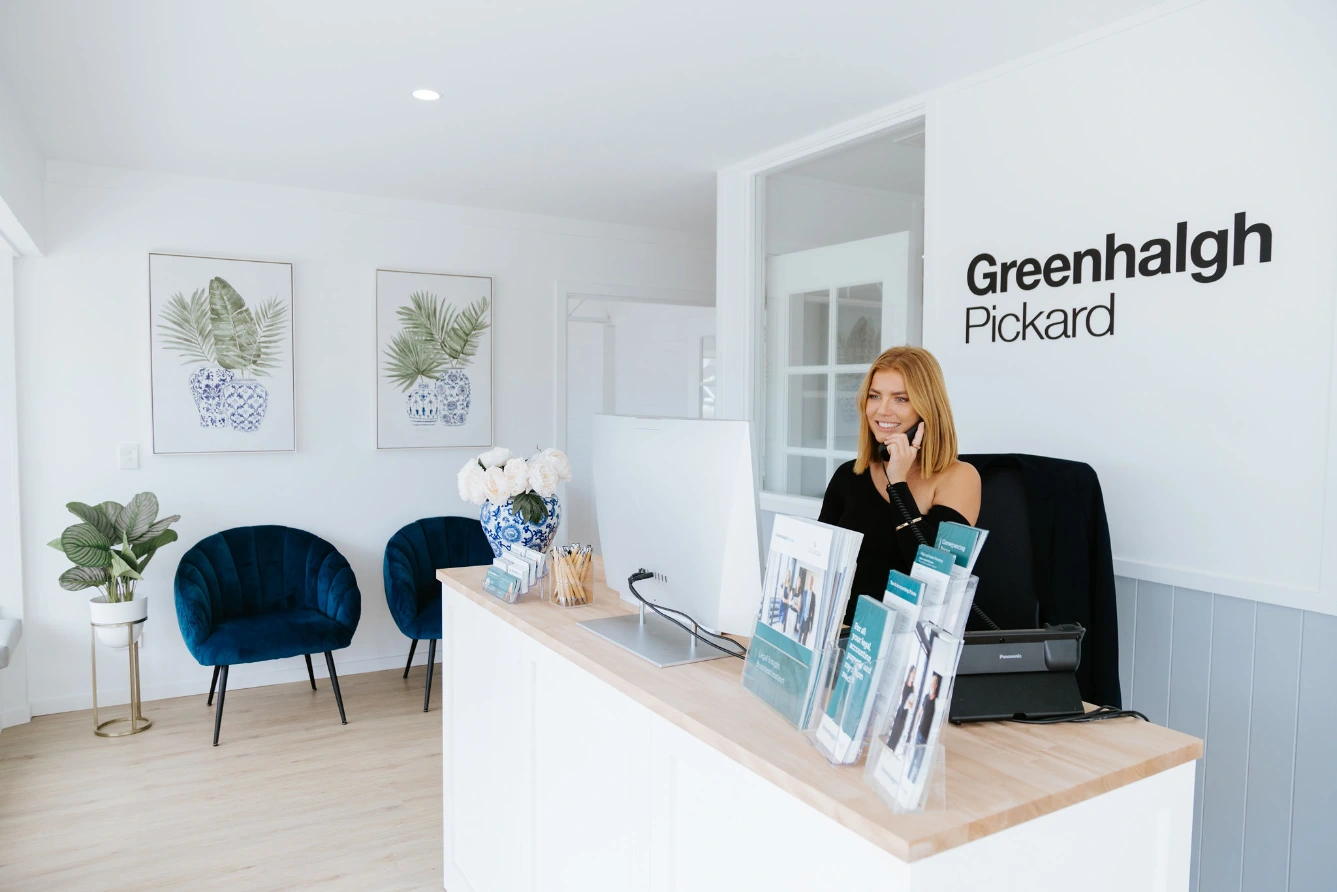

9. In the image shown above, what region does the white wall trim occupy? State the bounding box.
[1,703,31,729]
[1112,559,1325,615]
[766,174,923,206]
[758,491,821,519]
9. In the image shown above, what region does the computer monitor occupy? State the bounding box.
[582,414,762,667]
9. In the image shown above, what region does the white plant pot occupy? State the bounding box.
[89,595,147,649]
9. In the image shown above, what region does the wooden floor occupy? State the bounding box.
[0,666,443,891]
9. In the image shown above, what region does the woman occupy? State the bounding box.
[818,346,980,629]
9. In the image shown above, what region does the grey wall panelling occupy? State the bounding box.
[1131,581,1174,726]
[1289,610,1337,891]
[1119,577,1332,892]
[1167,587,1212,892]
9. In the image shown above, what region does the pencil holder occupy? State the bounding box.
[547,544,594,608]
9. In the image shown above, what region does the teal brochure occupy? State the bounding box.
[884,569,923,609]
[935,521,988,574]
[814,596,893,763]
[744,621,816,727]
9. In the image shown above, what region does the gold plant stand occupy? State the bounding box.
[90,617,152,737]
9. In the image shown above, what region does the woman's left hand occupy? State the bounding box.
[882,424,924,484]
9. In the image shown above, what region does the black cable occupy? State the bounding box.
[884,477,1002,631]
[627,570,747,660]
[1009,705,1150,725]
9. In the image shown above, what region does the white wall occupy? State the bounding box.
[721,0,1337,617]
[0,68,44,255]
[765,175,921,256]
[924,0,1337,614]
[564,299,715,549]
[0,249,27,730]
[16,161,713,716]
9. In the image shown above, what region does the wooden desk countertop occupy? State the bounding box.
[439,563,1202,863]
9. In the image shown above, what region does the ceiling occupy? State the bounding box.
[778,127,925,195]
[0,0,1162,234]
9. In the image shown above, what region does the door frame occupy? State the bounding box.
[551,280,714,541]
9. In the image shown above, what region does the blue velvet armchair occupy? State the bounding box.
[383,516,492,711]
[175,525,361,745]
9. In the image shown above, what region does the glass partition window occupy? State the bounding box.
[764,281,887,498]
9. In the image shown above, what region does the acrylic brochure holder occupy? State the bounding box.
[806,641,891,767]
[860,627,965,813]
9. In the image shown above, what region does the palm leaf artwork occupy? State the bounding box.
[208,277,262,376]
[382,330,446,391]
[396,291,490,370]
[157,289,217,365]
[248,296,290,378]
[440,296,490,369]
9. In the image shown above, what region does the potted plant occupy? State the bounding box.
[48,493,180,648]
[459,447,571,556]
[383,291,490,426]
[157,277,289,431]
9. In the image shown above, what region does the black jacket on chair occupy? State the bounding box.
[959,453,1122,709]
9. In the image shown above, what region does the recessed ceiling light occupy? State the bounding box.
[412,89,440,101]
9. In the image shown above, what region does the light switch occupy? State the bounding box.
[118,443,139,470]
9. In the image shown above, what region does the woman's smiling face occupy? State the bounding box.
[864,368,920,443]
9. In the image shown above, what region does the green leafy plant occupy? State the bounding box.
[511,491,547,524]
[47,493,180,602]
[156,277,288,378]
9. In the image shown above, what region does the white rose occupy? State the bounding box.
[482,466,510,505]
[478,447,512,469]
[528,457,559,498]
[457,462,487,505]
[541,448,572,482]
[468,470,489,505]
[503,457,530,498]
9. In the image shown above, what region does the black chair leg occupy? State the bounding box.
[424,639,437,712]
[403,639,418,678]
[212,665,229,746]
[304,654,317,690]
[324,651,347,724]
[207,665,220,706]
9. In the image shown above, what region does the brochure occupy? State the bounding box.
[814,596,894,764]
[742,514,862,728]
[866,622,964,810]
[935,521,989,574]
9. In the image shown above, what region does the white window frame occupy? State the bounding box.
[714,103,930,520]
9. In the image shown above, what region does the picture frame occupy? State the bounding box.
[375,268,494,449]
[149,252,295,454]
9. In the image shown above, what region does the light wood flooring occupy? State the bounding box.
[0,666,443,891]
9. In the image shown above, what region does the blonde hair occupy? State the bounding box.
[853,346,959,479]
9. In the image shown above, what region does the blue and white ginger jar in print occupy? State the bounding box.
[224,380,269,432]
[189,366,234,428]
[479,495,562,558]
[435,370,471,426]
[405,379,440,426]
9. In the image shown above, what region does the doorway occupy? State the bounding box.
[555,286,715,550]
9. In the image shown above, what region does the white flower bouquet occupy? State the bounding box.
[458,446,573,524]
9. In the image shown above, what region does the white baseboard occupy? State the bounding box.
[29,648,442,717]
[2,703,32,729]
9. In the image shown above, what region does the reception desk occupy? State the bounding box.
[439,563,1202,892]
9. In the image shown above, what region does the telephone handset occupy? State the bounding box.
[876,421,921,463]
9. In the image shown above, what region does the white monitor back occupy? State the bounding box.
[592,415,762,636]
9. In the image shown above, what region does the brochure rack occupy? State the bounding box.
[862,628,965,813]
[806,641,890,766]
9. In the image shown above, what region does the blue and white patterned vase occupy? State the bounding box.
[479,495,562,557]
[435,369,471,426]
[189,366,235,428]
[405,379,440,426]
[224,380,269,432]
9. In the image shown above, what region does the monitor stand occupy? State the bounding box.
[579,603,735,668]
